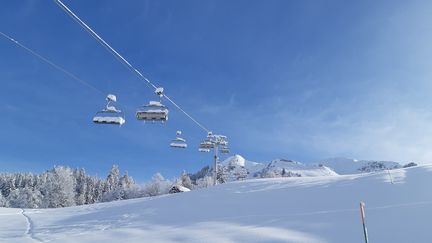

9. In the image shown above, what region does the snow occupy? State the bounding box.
[1,165,431,242]
[317,157,402,174]
[262,159,338,177]
[170,142,187,148]
[219,155,337,180]
[106,94,117,102]
[92,116,125,125]
[148,101,163,106]
[105,106,120,112]
[223,154,246,167]
[144,109,168,113]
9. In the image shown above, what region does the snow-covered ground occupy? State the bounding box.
[1,164,431,242]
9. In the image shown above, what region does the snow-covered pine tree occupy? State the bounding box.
[105,165,120,193]
[145,173,171,197]
[0,173,16,197]
[91,177,105,203]
[0,191,5,207]
[195,176,214,188]
[40,166,76,208]
[179,171,193,189]
[189,165,210,184]
[7,187,42,208]
[73,168,87,205]
[119,171,134,199]
[216,166,226,184]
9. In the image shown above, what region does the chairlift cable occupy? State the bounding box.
[54,0,210,133]
[0,31,133,114]
[53,0,157,90]
[0,31,104,96]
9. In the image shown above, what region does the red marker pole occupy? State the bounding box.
[360,201,369,243]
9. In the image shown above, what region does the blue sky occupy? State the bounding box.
[1,0,432,181]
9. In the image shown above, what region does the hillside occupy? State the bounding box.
[217,155,337,182]
[315,157,404,174]
[207,155,405,183]
[0,164,431,242]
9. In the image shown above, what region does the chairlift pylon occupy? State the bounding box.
[198,132,230,153]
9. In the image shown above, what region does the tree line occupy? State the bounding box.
[0,165,208,209]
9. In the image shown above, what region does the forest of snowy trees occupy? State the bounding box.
[0,165,207,209]
[0,160,325,209]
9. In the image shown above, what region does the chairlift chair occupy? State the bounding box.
[170,131,187,148]
[136,101,169,122]
[136,87,169,122]
[220,146,230,154]
[93,94,125,126]
[199,140,214,149]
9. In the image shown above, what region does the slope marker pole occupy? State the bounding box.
[360,201,369,243]
[387,169,394,184]
[214,144,219,185]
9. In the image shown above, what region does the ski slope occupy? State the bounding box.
[1,165,431,243]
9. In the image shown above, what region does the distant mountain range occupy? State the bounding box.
[190,155,417,183]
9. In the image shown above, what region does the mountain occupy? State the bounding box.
[187,155,412,184]
[216,155,338,182]
[315,157,402,174]
[2,164,431,242]
[260,159,338,177]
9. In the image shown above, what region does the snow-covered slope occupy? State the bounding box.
[260,159,337,177]
[214,155,405,183]
[316,157,402,174]
[219,155,337,181]
[220,155,266,181]
[1,165,431,242]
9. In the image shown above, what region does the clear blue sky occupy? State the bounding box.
[1,0,432,181]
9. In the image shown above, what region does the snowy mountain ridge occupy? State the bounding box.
[315,157,406,174]
[213,155,337,182]
[209,155,412,183]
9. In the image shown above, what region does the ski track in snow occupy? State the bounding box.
[21,209,43,242]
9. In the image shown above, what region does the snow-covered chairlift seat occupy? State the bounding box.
[93,94,125,125]
[136,101,169,122]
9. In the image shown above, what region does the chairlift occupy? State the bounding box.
[170,131,187,148]
[199,140,214,149]
[220,146,230,154]
[199,148,210,153]
[136,101,169,122]
[136,87,169,122]
[93,94,125,125]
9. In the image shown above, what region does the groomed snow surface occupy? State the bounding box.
[1,165,431,243]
